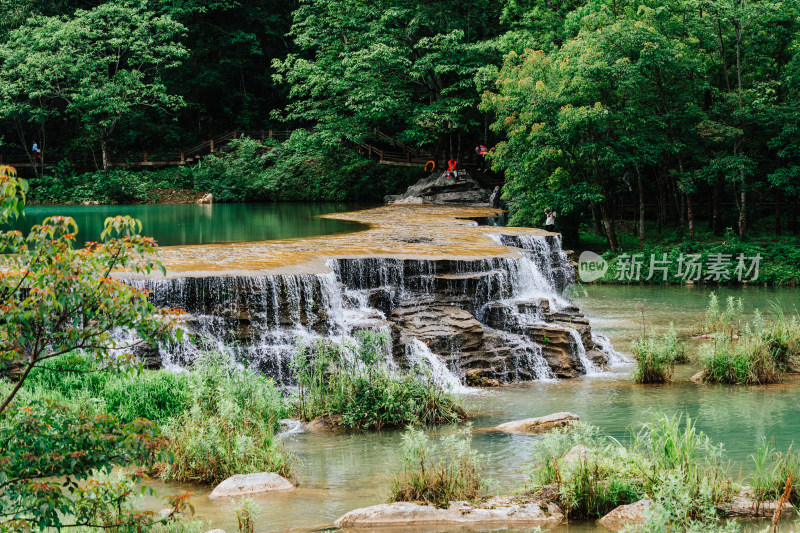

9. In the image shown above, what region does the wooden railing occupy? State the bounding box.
[1,130,291,170]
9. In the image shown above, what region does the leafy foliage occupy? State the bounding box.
[291,333,465,430]
[157,353,293,484]
[0,165,180,414]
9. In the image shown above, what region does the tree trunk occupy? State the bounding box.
[599,202,619,252]
[713,179,722,235]
[738,177,746,236]
[590,203,604,236]
[102,136,109,172]
[637,166,645,246]
[775,190,783,236]
[687,193,695,238]
[791,198,798,235]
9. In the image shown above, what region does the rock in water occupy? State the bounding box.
[196,193,214,204]
[490,185,501,208]
[334,497,564,527]
[495,412,580,433]
[208,473,294,499]
[385,171,491,206]
[597,499,653,529]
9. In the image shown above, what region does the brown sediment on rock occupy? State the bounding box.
[121,205,555,279]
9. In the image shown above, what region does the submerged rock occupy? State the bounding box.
[208,473,294,499]
[305,414,345,432]
[597,499,653,529]
[722,487,794,517]
[495,412,580,434]
[334,496,564,528]
[385,171,491,206]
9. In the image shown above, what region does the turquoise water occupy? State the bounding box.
[8,203,370,246]
[142,285,800,532]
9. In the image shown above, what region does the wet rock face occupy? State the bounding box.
[385,171,492,206]
[128,234,611,384]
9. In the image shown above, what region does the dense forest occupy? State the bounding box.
[2,0,800,252]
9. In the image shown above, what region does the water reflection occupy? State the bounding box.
[8,202,372,246]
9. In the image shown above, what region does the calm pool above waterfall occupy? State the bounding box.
[141,284,800,533]
[10,202,371,246]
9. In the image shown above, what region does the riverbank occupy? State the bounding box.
[578,235,800,287]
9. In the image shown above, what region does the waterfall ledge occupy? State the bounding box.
[121,205,618,385]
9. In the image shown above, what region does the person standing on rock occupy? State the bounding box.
[545,208,557,232]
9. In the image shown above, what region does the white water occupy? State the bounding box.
[404,339,480,394]
[126,232,619,385]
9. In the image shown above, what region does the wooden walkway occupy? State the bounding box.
[3,129,500,186]
[2,130,290,170]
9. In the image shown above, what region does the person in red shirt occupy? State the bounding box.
[475,144,488,171]
[447,159,458,179]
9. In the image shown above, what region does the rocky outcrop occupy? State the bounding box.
[385,171,491,206]
[208,473,294,499]
[130,230,614,384]
[495,412,580,434]
[598,499,653,529]
[334,496,564,528]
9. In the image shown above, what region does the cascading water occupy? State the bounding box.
[126,232,620,386]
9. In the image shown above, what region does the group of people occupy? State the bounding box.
[442,143,490,179]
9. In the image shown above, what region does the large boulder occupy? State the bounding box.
[495,412,580,434]
[334,496,564,528]
[208,473,294,499]
[385,171,491,206]
[598,499,653,529]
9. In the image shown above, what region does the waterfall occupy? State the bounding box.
[404,339,477,394]
[125,231,619,385]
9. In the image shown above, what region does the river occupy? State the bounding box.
[141,284,800,532]
[9,202,371,246]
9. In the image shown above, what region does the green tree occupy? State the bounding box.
[274,0,505,156]
[0,1,187,170]
[0,164,186,529]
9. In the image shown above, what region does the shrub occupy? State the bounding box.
[529,424,644,519]
[191,137,271,202]
[528,414,735,527]
[291,332,465,429]
[25,354,192,423]
[632,323,684,384]
[157,353,293,484]
[701,302,800,384]
[389,426,482,507]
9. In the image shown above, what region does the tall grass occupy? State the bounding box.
[291,332,465,429]
[632,324,685,384]
[699,293,744,337]
[157,352,293,484]
[528,413,737,527]
[529,423,643,519]
[749,438,800,510]
[389,426,483,507]
[24,354,192,423]
[701,300,800,384]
